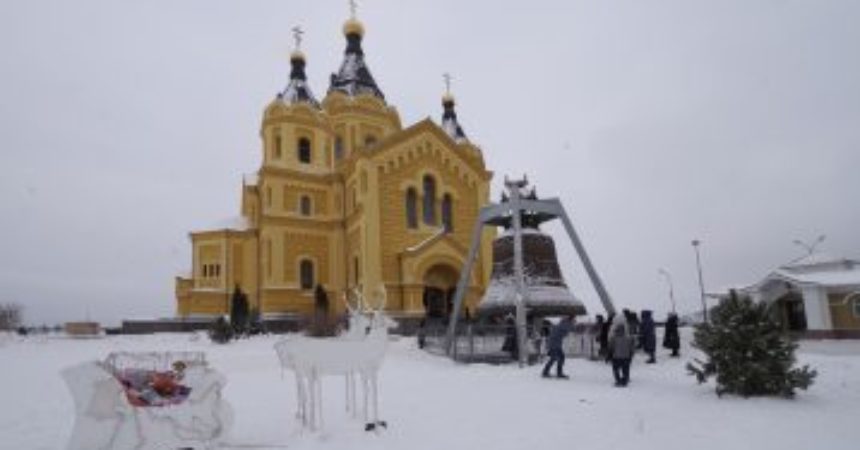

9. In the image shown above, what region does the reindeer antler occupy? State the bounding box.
[344,289,361,314]
[373,285,387,312]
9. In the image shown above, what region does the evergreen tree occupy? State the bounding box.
[208,316,234,344]
[687,290,816,398]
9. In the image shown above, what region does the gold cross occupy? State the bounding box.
[349,0,358,19]
[443,73,452,95]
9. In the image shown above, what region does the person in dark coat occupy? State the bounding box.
[663,313,681,357]
[542,315,575,379]
[623,309,640,350]
[417,318,427,349]
[607,315,634,386]
[640,310,657,363]
[599,313,613,363]
[501,315,519,361]
[593,315,606,359]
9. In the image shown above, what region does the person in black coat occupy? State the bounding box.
[663,313,681,357]
[640,310,657,363]
[599,313,613,363]
[501,315,519,361]
[593,315,607,359]
[623,309,641,350]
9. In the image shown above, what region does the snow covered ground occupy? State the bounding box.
[1,330,858,449]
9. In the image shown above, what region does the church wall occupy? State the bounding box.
[376,139,484,276]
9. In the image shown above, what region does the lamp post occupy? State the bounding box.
[691,239,707,323]
[793,234,826,256]
[658,268,676,314]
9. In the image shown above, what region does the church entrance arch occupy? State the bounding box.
[422,264,460,319]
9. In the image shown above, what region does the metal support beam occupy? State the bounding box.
[509,190,529,367]
[555,201,616,316]
[443,178,617,362]
[444,217,485,355]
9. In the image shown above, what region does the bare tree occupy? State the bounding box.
[0,303,23,331]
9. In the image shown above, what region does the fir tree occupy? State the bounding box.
[687,290,816,398]
[208,316,234,344]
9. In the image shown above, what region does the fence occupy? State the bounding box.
[420,321,600,364]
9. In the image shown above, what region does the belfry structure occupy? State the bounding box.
[174,12,495,321]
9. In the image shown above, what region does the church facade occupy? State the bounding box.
[175,17,495,320]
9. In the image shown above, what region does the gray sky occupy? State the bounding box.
[1,0,858,326]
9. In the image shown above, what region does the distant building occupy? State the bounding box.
[735,253,860,338]
[173,15,494,321]
[64,322,101,337]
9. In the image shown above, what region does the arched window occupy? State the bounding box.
[202,264,208,278]
[442,194,453,232]
[300,259,314,290]
[334,136,344,160]
[405,188,418,229]
[423,175,436,225]
[364,135,377,147]
[298,137,312,164]
[274,134,282,159]
[300,195,312,216]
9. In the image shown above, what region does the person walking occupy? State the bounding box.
[607,316,635,386]
[663,312,681,357]
[593,315,606,359]
[640,310,657,364]
[542,315,575,379]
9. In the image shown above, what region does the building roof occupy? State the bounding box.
[199,215,251,232]
[441,95,468,144]
[327,20,385,101]
[750,252,860,291]
[279,52,320,108]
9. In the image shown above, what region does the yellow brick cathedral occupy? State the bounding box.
[175,16,495,321]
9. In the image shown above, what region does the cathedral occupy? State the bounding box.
[174,14,495,321]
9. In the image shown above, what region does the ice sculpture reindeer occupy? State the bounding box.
[274,286,393,431]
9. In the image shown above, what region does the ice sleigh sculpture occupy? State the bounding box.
[62,351,232,450]
[275,287,394,431]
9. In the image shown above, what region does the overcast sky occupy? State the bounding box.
[1,0,858,326]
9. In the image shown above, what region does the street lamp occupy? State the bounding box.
[691,239,707,323]
[793,234,826,256]
[658,268,676,314]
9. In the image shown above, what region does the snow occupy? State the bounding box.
[244,172,259,186]
[208,216,251,231]
[480,274,585,314]
[1,332,858,449]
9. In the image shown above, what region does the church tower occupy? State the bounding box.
[176,11,494,324]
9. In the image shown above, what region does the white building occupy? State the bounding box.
[736,253,860,338]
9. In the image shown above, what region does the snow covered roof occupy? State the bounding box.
[746,252,860,291]
[327,30,385,100]
[278,53,320,108]
[243,172,259,186]
[206,216,251,232]
[477,275,587,317]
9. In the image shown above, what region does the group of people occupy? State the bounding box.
[541,310,681,387]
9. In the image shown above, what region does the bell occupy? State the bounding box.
[476,191,587,318]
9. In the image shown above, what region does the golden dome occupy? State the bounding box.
[290,49,306,61]
[343,18,365,37]
[442,92,455,104]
